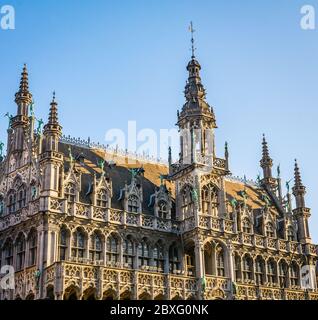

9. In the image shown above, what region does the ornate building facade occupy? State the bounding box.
[0,49,317,300]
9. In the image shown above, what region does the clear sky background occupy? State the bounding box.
[0,0,317,241]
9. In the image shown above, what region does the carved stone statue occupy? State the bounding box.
[4,112,13,129]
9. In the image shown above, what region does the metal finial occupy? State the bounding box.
[189,21,196,59]
[52,91,56,102]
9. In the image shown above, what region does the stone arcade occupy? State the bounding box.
[0,46,317,300]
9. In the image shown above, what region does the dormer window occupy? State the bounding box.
[128,195,139,213]
[242,218,252,234]
[96,189,108,208]
[65,183,76,202]
[158,200,168,219]
[287,226,295,241]
[265,222,275,238]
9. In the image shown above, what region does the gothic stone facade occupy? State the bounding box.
[0,58,317,300]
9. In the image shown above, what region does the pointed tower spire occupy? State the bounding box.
[225,141,229,171]
[260,134,273,179]
[14,64,33,116]
[292,159,306,208]
[43,92,62,152]
[47,91,59,125]
[179,22,214,120]
[292,159,311,243]
[294,159,303,187]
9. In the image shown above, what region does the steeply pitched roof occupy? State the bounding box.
[59,142,271,215]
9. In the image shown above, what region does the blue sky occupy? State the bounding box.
[0,0,317,241]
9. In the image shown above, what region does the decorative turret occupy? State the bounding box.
[43,92,62,153]
[40,92,64,197]
[14,64,33,118]
[292,159,311,243]
[176,23,217,168]
[225,141,229,171]
[292,159,306,209]
[260,134,276,188]
[8,65,33,156]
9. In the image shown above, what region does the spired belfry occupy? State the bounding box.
[0,29,317,300]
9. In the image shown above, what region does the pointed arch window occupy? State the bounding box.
[279,260,288,287]
[123,237,134,268]
[255,256,265,285]
[16,234,26,271]
[17,186,27,209]
[0,195,4,216]
[181,185,194,216]
[72,229,86,259]
[216,246,225,277]
[267,258,277,284]
[89,232,102,262]
[234,254,241,281]
[4,239,13,266]
[158,200,168,219]
[28,230,37,266]
[138,239,150,268]
[154,242,164,271]
[8,191,16,214]
[96,189,108,208]
[242,255,253,281]
[106,234,119,263]
[128,195,139,213]
[65,183,76,202]
[287,227,295,241]
[169,245,180,273]
[265,222,275,238]
[290,262,299,287]
[59,228,69,261]
[201,184,218,215]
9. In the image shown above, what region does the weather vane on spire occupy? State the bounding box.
[189,21,196,58]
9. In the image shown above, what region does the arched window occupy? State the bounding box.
[59,228,68,261]
[153,242,164,271]
[123,237,134,268]
[242,218,251,234]
[0,195,4,216]
[72,229,86,259]
[28,230,37,266]
[242,255,253,281]
[181,185,194,216]
[16,234,26,271]
[17,186,27,209]
[4,239,13,266]
[234,254,241,281]
[267,258,277,284]
[65,183,76,202]
[265,222,275,238]
[158,200,168,219]
[128,195,139,213]
[169,245,180,273]
[106,234,119,263]
[7,191,16,214]
[201,184,218,216]
[138,239,150,268]
[255,256,265,285]
[89,232,102,262]
[290,262,299,287]
[96,189,108,208]
[216,246,225,277]
[287,227,295,241]
[279,260,288,288]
